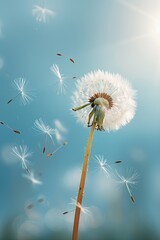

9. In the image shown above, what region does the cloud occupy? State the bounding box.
[63,167,81,189]
[1,144,19,165]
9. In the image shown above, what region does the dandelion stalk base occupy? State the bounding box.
[72,123,96,240]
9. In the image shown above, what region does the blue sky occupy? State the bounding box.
[0,0,160,239]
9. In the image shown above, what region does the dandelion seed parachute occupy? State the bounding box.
[72,70,136,131]
[23,172,43,185]
[34,118,55,153]
[7,78,32,105]
[50,64,67,94]
[32,5,55,23]
[47,141,68,158]
[12,145,31,173]
[116,169,139,203]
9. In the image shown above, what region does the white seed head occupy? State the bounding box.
[72,70,136,131]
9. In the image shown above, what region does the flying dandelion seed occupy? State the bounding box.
[7,78,32,105]
[23,172,43,185]
[0,121,21,134]
[63,198,90,216]
[71,70,136,239]
[12,145,31,174]
[50,64,67,94]
[47,141,68,158]
[26,203,34,210]
[56,53,75,63]
[115,160,122,164]
[63,211,73,215]
[32,5,55,23]
[116,169,139,203]
[34,118,55,153]
[95,155,112,178]
[37,195,45,204]
[70,198,91,215]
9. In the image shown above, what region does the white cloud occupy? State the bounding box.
[63,167,81,189]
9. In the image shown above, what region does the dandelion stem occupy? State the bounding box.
[72,103,90,111]
[72,123,96,240]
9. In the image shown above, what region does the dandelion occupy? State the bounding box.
[71,70,136,239]
[47,141,68,158]
[0,121,21,134]
[34,118,55,153]
[7,78,32,105]
[72,70,136,131]
[12,145,31,174]
[116,169,139,203]
[23,172,43,185]
[95,155,112,177]
[50,64,67,94]
[32,5,55,23]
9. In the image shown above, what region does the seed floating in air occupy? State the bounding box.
[56,53,75,63]
[47,141,68,158]
[0,121,21,134]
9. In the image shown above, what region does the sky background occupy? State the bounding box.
[0,0,160,239]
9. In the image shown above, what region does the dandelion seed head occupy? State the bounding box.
[32,5,55,23]
[72,70,136,131]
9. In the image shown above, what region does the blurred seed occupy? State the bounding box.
[43,147,46,153]
[37,197,45,203]
[115,160,122,164]
[69,58,75,63]
[26,203,34,210]
[7,99,13,104]
[13,130,21,134]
